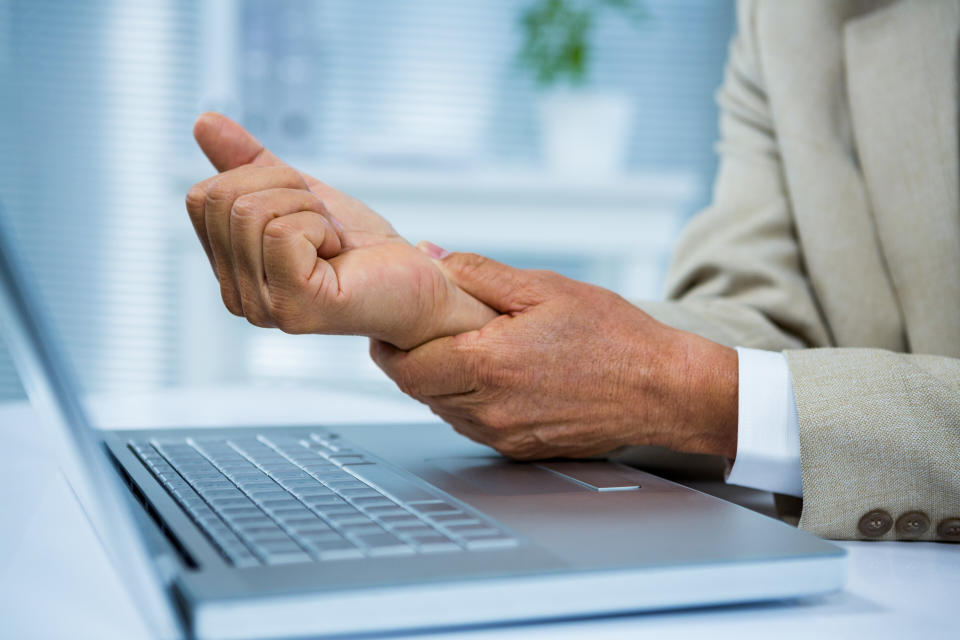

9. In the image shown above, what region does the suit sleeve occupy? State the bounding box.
[638,0,960,541]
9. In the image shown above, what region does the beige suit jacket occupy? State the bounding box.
[641,0,960,541]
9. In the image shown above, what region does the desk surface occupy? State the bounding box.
[0,385,955,639]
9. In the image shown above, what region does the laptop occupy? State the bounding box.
[0,204,845,639]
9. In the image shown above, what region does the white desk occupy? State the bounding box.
[1,386,955,639]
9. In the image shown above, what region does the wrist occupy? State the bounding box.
[434,284,499,339]
[398,279,497,350]
[661,331,739,458]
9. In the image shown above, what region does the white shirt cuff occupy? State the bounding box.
[725,347,802,497]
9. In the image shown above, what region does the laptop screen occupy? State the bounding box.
[0,203,182,638]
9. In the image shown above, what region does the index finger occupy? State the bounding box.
[370,337,481,397]
[185,174,219,273]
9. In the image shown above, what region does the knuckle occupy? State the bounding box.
[204,178,237,205]
[442,417,478,442]
[396,370,424,398]
[267,294,309,334]
[237,291,274,328]
[495,434,538,461]
[245,312,274,329]
[507,448,538,462]
[451,252,487,278]
[219,287,243,317]
[466,352,500,389]
[491,437,520,459]
[274,314,309,334]
[530,269,555,284]
[263,217,298,241]
[368,339,386,367]
[230,193,262,223]
[527,269,560,294]
[185,184,207,215]
[475,404,509,432]
[383,357,420,396]
[277,166,306,187]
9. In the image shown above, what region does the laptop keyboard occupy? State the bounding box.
[129,433,517,568]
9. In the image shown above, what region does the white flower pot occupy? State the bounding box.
[538,89,633,176]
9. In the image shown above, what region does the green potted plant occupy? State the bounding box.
[518,0,646,175]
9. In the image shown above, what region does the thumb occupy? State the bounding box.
[193,111,284,172]
[419,244,542,313]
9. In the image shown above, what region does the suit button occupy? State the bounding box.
[937,518,960,542]
[895,511,930,539]
[858,510,893,537]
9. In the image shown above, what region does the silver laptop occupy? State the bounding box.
[0,205,845,639]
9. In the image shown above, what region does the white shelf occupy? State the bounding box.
[172,161,695,253]
[174,159,698,207]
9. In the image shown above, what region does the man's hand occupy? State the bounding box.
[186,112,496,349]
[371,250,739,460]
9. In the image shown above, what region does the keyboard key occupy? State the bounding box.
[236,481,279,492]
[316,505,361,517]
[262,551,312,565]
[408,501,462,515]
[385,523,435,536]
[222,544,259,565]
[240,524,286,538]
[302,465,340,475]
[404,535,462,553]
[338,524,384,536]
[270,506,314,521]
[369,509,424,526]
[226,512,271,525]
[304,496,347,508]
[283,478,327,489]
[284,516,329,530]
[447,524,501,536]
[324,480,368,491]
[230,554,262,568]
[202,488,244,500]
[259,498,300,511]
[257,539,304,552]
[327,514,371,527]
[338,489,382,499]
[219,505,264,517]
[329,455,370,466]
[292,524,337,537]
[208,497,253,509]
[272,471,313,482]
[429,513,483,525]
[291,488,337,501]
[349,532,412,556]
[363,506,410,517]
[297,530,344,543]
[350,497,396,509]
[302,538,363,560]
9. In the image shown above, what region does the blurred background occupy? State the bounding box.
[0,0,734,403]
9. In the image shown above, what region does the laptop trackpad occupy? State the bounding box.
[535,461,642,492]
[426,457,642,496]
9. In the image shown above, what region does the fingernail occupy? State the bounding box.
[418,240,450,260]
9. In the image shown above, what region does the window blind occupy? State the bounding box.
[0,0,734,403]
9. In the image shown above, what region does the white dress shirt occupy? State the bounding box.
[724,347,803,497]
